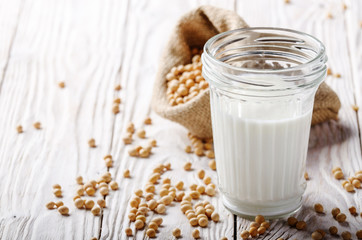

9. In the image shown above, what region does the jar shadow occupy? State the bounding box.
[308,120,352,149]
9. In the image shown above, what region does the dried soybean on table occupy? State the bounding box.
[0,0,361,239]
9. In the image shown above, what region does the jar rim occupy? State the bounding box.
[202,27,327,94]
[203,27,326,74]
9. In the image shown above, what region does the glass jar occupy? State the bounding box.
[202,28,327,218]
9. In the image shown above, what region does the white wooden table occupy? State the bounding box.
[0,0,361,239]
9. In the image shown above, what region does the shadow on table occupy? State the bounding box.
[308,120,352,149]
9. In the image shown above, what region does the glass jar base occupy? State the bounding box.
[222,195,302,220]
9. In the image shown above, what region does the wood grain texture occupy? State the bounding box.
[0,0,361,239]
[236,0,362,239]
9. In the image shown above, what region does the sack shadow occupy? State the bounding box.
[308,120,353,149]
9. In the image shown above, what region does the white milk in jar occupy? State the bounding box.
[211,96,312,217]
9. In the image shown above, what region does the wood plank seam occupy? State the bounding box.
[97,99,119,239]
[231,1,237,239]
[0,0,25,94]
[96,0,133,237]
[97,1,130,238]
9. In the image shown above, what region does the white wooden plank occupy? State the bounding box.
[0,0,360,239]
[0,0,127,239]
[236,0,362,239]
[100,0,238,239]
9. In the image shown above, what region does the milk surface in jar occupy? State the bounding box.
[202,28,327,218]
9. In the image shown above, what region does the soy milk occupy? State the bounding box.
[210,94,312,217]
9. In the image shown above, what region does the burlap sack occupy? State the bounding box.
[152,5,341,138]
[312,82,341,125]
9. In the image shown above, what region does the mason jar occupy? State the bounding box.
[202,27,327,218]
